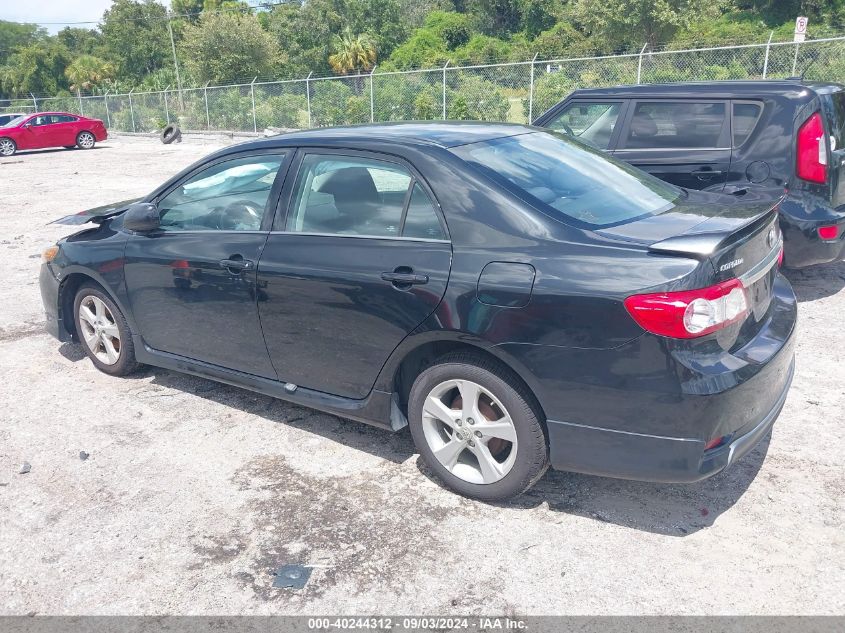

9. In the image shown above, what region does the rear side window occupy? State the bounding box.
[56,115,78,123]
[624,102,726,149]
[544,102,622,149]
[821,91,845,151]
[733,102,762,147]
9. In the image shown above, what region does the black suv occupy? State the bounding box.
[534,80,845,268]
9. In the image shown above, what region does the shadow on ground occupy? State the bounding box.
[783,259,845,301]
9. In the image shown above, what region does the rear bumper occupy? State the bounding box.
[546,358,793,482]
[780,197,845,268]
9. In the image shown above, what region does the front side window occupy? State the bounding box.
[30,115,54,126]
[451,131,681,228]
[286,154,444,239]
[157,153,286,231]
[624,102,726,149]
[546,102,621,150]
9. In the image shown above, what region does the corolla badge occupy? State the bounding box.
[720,258,744,272]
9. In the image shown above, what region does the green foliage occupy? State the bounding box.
[0,40,71,97]
[310,80,370,126]
[101,0,171,83]
[0,21,45,67]
[180,12,283,85]
[447,75,510,120]
[413,90,439,119]
[65,55,115,93]
[329,28,378,75]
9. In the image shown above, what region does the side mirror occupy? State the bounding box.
[123,202,160,232]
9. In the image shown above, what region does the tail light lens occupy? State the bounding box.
[624,279,749,339]
[796,111,828,184]
[818,225,839,240]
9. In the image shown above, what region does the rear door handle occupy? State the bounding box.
[381,271,429,285]
[219,258,254,273]
[692,169,724,178]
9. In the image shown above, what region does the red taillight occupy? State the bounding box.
[704,436,727,451]
[624,278,749,339]
[818,225,839,240]
[796,111,828,184]
[777,246,784,267]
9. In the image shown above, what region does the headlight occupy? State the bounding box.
[42,245,59,262]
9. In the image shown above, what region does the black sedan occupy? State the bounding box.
[40,123,796,501]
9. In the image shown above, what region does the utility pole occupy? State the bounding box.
[167,11,184,111]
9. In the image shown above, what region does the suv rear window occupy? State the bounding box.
[821,90,845,151]
[624,102,726,149]
[451,131,681,228]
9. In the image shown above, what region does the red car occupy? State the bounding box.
[0,112,107,157]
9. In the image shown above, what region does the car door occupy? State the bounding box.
[54,115,80,146]
[613,100,731,191]
[539,99,627,151]
[123,150,291,378]
[256,150,452,399]
[21,115,54,149]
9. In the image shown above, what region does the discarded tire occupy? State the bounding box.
[160,124,182,144]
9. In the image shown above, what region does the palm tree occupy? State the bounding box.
[65,55,115,95]
[328,28,377,92]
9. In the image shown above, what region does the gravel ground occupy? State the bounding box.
[0,135,843,615]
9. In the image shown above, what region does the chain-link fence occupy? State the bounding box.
[6,34,845,134]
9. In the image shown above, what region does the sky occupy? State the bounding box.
[0,0,170,34]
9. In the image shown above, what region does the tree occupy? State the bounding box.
[56,27,103,57]
[0,21,45,67]
[0,40,70,98]
[180,12,283,84]
[100,0,171,84]
[572,0,724,49]
[328,28,378,75]
[65,55,115,93]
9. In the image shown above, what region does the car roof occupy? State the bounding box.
[268,121,533,149]
[567,79,844,99]
[29,112,83,117]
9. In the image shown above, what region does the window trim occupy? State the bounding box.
[273,147,450,241]
[151,148,293,233]
[616,99,731,151]
[543,99,629,151]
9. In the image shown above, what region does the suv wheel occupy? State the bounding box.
[73,283,140,376]
[408,353,548,501]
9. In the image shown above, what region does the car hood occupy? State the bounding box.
[50,197,142,225]
[596,189,783,246]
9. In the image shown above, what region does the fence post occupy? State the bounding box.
[251,77,258,133]
[128,90,136,133]
[442,60,450,119]
[77,90,84,116]
[103,91,111,128]
[306,72,313,128]
[163,87,171,125]
[636,43,648,84]
[370,65,377,123]
[792,41,801,76]
[204,81,211,129]
[30,93,38,112]
[762,31,774,78]
[528,53,538,123]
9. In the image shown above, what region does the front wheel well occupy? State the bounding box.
[392,340,545,423]
[58,273,105,339]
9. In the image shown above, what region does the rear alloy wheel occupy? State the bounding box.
[73,284,139,376]
[408,353,548,501]
[0,137,16,156]
[76,131,96,149]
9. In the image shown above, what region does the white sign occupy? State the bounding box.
[794,16,808,42]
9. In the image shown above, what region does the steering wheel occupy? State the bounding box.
[557,122,575,136]
[215,201,262,230]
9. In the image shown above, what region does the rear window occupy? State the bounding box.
[733,102,762,147]
[624,102,726,149]
[451,131,681,228]
[821,91,845,151]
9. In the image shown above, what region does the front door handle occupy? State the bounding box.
[381,271,429,286]
[692,169,724,179]
[219,257,254,274]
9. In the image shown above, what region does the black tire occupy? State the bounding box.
[0,137,16,156]
[408,352,548,501]
[76,131,96,150]
[161,124,181,144]
[73,283,140,376]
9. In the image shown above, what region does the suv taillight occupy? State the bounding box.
[796,111,828,184]
[624,279,749,339]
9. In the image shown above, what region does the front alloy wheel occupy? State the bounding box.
[73,284,140,376]
[77,132,95,149]
[0,138,16,156]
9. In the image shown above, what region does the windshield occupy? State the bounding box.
[451,131,682,228]
[1,115,26,128]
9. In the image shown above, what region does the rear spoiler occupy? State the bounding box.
[648,197,783,259]
[50,198,141,226]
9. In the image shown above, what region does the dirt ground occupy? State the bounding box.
[0,135,842,616]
